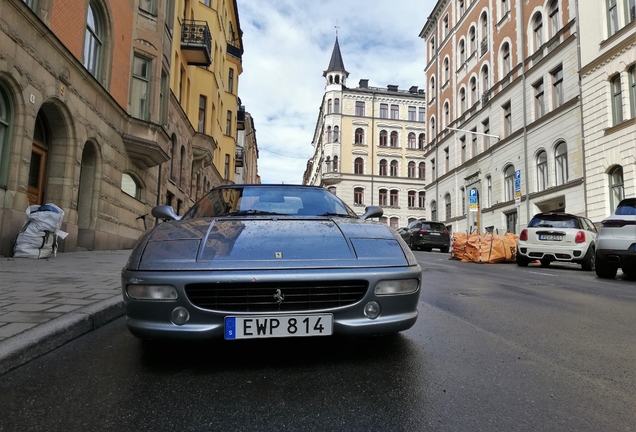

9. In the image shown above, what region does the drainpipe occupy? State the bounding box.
[519,0,530,226]
[573,0,587,216]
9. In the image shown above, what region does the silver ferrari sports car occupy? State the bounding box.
[121,184,422,341]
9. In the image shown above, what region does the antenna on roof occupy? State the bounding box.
[335,20,340,37]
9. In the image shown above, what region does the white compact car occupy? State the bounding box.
[517,212,597,270]
[595,198,636,279]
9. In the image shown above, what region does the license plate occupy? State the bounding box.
[224,314,333,340]
[539,235,563,241]
[430,232,440,235]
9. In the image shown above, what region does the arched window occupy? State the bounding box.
[327,99,332,114]
[431,200,438,221]
[555,142,568,185]
[121,173,141,200]
[418,133,426,149]
[501,42,511,77]
[418,192,426,208]
[609,165,624,210]
[326,126,332,143]
[390,160,399,176]
[481,12,489,53]
[537,150,548,191]
[84,2,104,79]
[379,130,388,146]
[355,128,364,145]
[379,189,388,206]
[408,161,416,177]
[459,88,466,114]
[390,189,399,206]
[469,26,477,54]
[431,116,436,138]
[332,156,338,172]
[334,98,340,113]
[379,159,388,176]
[444,57,450,82]
[170,134,178,181]
[444,102,450,127]
[549,0,560,37]
[390,131,399,147]
[459,39,466,64]
[0,82,13,187]
[408,133,416,149]
[482,64,490,91]
[419,162,426,179]
[504,165,515,201]
[354,157,364,174]
[469,77,477,105]
[408,190,416,207]
[533,12,543,52]
[430,76,436,96]
[354,187,364,205]
[630,65,636,119]
[611,74,623,125]
[333,125,339,142]
[180,145,186,187]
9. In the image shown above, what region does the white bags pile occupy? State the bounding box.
[14,203,69,259]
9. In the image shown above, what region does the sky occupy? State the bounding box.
[237,0,437,184]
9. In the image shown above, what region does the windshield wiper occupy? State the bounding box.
[318,212,355,218]
[226,210,284,216]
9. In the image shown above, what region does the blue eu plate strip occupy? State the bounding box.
[225,317,236,340]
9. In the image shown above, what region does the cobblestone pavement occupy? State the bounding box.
[0,250,131,375]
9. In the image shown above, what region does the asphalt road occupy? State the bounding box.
[0,252,634,431]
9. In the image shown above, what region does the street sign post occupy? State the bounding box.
[515,170,521,205]
[469,188,478,212]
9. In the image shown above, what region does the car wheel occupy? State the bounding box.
[581,247,595,271]
[440,246,449,253]
[540,259,550,268]
[516,254,530,267]
[595,258,617,279]
[622,267,636,278]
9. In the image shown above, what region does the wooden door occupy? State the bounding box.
[27,144,47,205]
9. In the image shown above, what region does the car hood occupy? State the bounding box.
[127,217,411,271]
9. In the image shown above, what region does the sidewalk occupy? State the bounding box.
[0,249,131,375]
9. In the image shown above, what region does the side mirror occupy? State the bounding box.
[151,205,181,221]
[360,205,383,220]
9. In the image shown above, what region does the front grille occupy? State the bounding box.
[185,280,368,312]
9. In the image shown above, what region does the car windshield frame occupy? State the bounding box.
[527,215,580,229]
[181,186,359,219]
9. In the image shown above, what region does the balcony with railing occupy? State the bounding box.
[235,146,244,167]
[181,20,212,66]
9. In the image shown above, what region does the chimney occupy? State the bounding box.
[387,84,398,92]
[359,79,369,88]
[409,86,419,94]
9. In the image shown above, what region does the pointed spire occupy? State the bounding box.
[323,37,349,77]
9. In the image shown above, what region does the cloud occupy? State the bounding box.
[237,0,436,183]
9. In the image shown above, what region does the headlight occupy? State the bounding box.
[374,279,419,295]
[126,285,178,300]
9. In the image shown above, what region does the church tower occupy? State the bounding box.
[323,37,349,89]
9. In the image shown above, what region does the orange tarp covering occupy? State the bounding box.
[450,233,519,263]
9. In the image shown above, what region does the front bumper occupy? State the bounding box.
[122,266,421,340]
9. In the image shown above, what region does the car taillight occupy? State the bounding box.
[418,229,429,234]
[519,229,528,241]
[602,219,635,228]
[443,231,449,235]
[575,231,586,243]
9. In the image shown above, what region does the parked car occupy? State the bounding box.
[595,198,636,279]
[399,220,450,252]
[121,184,422,341]
[517,212,597,270]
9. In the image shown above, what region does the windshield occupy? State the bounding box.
[182,186,358,219]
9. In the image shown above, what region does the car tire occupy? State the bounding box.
[516,254,530,267]
[440,246,449,253]
[622,267,636,278]
[540,259,550,268]
[595,257,617,279]
[581,247,595,271]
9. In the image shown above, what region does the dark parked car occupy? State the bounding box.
[399,220,450,252]
[122,184,422,341]
[595,198,636,279]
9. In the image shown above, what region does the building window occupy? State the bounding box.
[486,175,492,207]
[390,131,398,147]
[408,106,416,121]
[611,74,623,124]
[431,200,437,221]
[355,101,365,116]
[228,68,234,94]
[630,66,636,118]
[408,191,416,207]
[139,0,156,14]
[431,117,436,138]
[444,57,450,83]
[627,0,636,23]
[549,0,560,36]
[482,118,490,149]
[226,110,232,135]
[121,173,141,199]
[379,130,387,146]
[170,134,178,181]
[444,102,450,127]
[504,165,515,201]
[469,27,476,55]
[354,187,364,205]
[502,101,512,137]
[608,0,619,36]
[459,88,466,114]
[0,83,13,187]
[178,66,185,103]
[445,194,451,220]
[470,77,477,106]
[534,80,545,119]
[390,189,399,206]
[354,157,364,174]
[159,70,168,124]
[334,98,340,113]
[419,107,426,122]
[482,65,490,92]
[460,136,466,163]
[430,37,436,59]
[180,146,186,187]
[408,161,416,177]
[533,13,543,51]
[555,142,568,185]
[224,154,230,179]
[481,13,489,56]
[380,103,388,118]
[390,160,399,176]
[461,187,466,215]
[327,99,332,114]
[131,55,151,120]
[355,128,365,145]
[501,42,511,78]
[609,165,624,210]
[506,211,518,234]
[459,0,465,15]
[84,2,104,79]
[379,159,388,176]
[459,40,466,64]
[333,156,338,172]
[418,192,426,208]
[326,126,332,143]
[418,133,426,149]
[333,126,339,142]
[408,133,416,149]
[443,15,449,37]
[537,150,548,191]
[391,104,399,119]
[444,147,450,172]
[390,217,399,229]
[431,158,436,180]
[198,95,206,133]
[379,189,388,206]
[418,162,426,179]
[430,76,436,97]
[471,129,478,157]
[552,66,563,108]
[502,0,510,16]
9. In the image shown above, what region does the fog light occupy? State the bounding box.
[171,307,190,325]
[364,301,381,319]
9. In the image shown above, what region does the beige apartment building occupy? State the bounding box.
[303,38,428,228]
[419,0,585,234]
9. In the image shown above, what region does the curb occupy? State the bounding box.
[0,296,125,376]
